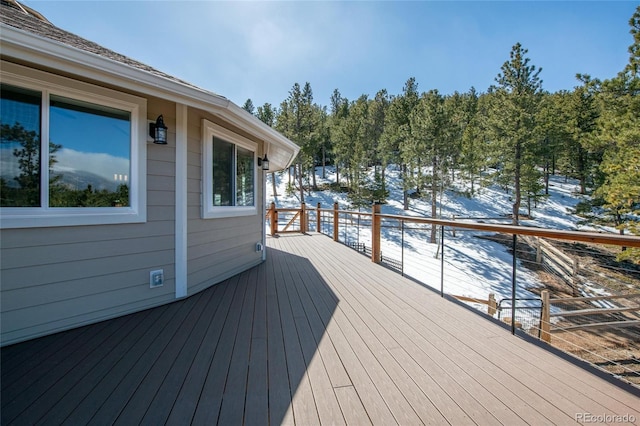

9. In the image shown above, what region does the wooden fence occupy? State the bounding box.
[522,235,580,293]
[539,291,640,342]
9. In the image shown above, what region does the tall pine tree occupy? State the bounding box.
[490,43,543,224]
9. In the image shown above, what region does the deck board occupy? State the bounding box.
[94,291,202,425]
[265,249,295,426]
[191,274,248,425]
[321,238,638,420]
[141,285,224,425]
[217,266,256,426]
[2,233,639,425]
[335,260,547,422]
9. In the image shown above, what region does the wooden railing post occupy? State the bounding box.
[333,202,339,242]
[316,202,321,233]
[541,289,551,342]
[488,293,497,316]
[300,202,306,234]
[372,203,381,263]
[572,259,579,293]
[269,202,277,236]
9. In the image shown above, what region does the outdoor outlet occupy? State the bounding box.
[150,269,164,288]
[256,242,264,252]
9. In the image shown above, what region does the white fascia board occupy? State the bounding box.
[1,24,300,169]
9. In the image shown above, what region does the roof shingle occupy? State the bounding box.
[0,0,224,97]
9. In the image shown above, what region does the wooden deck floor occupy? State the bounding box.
[2,233,639,425]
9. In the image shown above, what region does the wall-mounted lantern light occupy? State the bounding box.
[149,115,168,144]
[257,154,270,171]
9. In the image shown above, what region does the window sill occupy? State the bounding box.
[0,207,146,229]
[201,206,257,220]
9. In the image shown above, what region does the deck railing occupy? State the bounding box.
[267,202,640,386]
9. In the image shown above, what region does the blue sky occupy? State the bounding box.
[23,1,637,109]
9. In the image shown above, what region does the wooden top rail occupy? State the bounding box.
[275,204,640,248]
[270,207,304,213]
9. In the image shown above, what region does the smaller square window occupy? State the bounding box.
[202,120,258,219]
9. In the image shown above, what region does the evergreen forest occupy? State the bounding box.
[243,7,640,263]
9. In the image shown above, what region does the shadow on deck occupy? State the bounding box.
[2,233,640,425]
[1,244,338,425]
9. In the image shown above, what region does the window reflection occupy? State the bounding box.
[49,95,130,207]
[212,137,233,206]
[236,146,254,206]
[0,84,41,207]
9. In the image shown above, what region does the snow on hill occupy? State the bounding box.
[266,166,594,310]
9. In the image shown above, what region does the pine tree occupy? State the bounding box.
[256,103,279,196]
[592,6,640,262]
[367,89,390,196]
[563,76,601,194]
[459,88,489,196]
[256,103,277,126]
[405,89,453,242]
[242,99,255,115]
[329,89,349,188]
[536,91,568,194]
[490,43,543,224]
[380,77,420,209]
[275,82,316,203]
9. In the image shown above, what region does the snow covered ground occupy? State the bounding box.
[266,166,599,316]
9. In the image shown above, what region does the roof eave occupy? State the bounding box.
[0,23,299,170]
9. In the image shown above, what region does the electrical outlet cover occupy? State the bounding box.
[150,270,164,288]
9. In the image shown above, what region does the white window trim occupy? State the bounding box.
[202,119,257,219]
[0,62,147,229]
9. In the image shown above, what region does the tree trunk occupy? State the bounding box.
[311,163,317,191]
[322,145,326,179]
[402,163,409,210]
[470,172,475,196]
[298,161,304,203]
[271,172,278,196]
[577,147,587,194]
[430,157,438,243]
[512,140,522,226]
[544,137,550,195]
[381,165,386,193]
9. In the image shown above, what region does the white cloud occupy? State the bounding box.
[54,148,128,182]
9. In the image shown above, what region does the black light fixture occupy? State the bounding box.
[149,115,168,144]
[257,154,270,171]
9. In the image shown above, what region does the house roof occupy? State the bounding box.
[0,0,299,170]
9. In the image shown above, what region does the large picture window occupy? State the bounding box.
[0,63,146,228]
[0,84,41,207]
[202,120,257,219]
[48,95,131,208]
